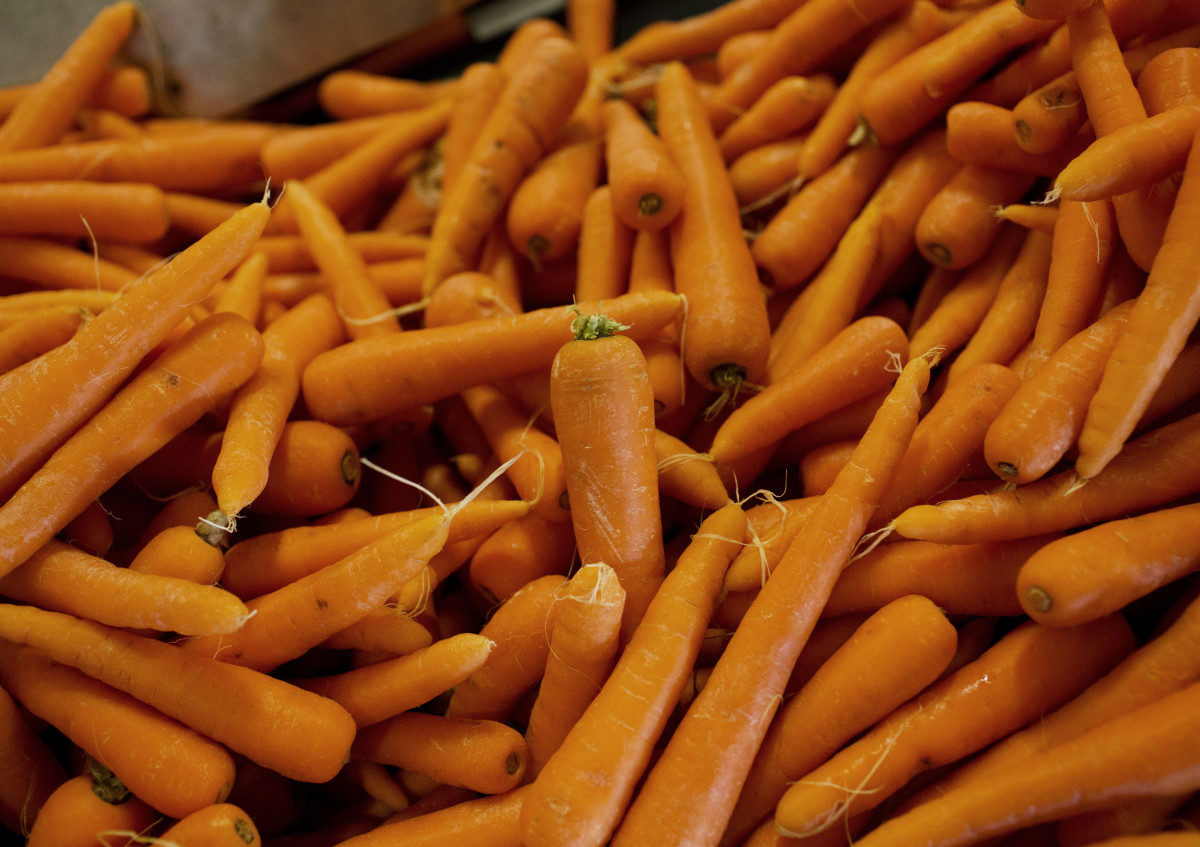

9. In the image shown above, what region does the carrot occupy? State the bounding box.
[320,605,434,655]
[944,226,1054,384]
[127,523,225,585]
[872,361,1022,527]
[0,641,237,820]
[520,503,747,847]
[0,311,263,574]
[723,496,821,594]
[467,510,573,605]
[0,2,137,153]
[291,632,493,727]
[892,409,1200,544]
[445,573,568,722]
[984,299,1134,484]
[1018,501,1200,627]
[245,420,361,517]
[261,113,400,181]
[720,595,959,847]
[573,185,635,302]
[916,163,1039,270]
[996,202,1061,233]
[1015,0,1098,19]
[1074,126,1200,479]
[655,428,733,511]
[524,562,625,780]
[24,768,156,847]
[0,683,67,837]
[601,98,686,232]
[614,0,807,65]
[0,236,137,293]
[774,614,1135,838]
[334,784,530,847]
[718,74,836,164]
[301,289,682,426]
[0,197,269,504]
[212,292,345,519]
[726,134,805,209]
[255,231,428,274]
[422,36,588,294]
[850,678,1200,847]
[709,316,910,465]
[608,353,935,847]
[210,250,267,326]
[708,0,912,132]
[945,100,1094,176]
[0,180,168,243]
[566,0,615,61]
[0,305,86,374]
[439,63,509,197]
[316,70,454,120]
[155,802,262,847]
[1138,45,1200,113]
[655,60,772,396]
[423,270,521,328]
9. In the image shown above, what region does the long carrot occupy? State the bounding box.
[0,197,269,504]
[614,0,807,65]
[0,180,169,243]
[520,503,748,847]
[0,311,264,575]
[609,352,935,847]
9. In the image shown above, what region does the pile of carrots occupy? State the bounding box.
[2,0,1200,843]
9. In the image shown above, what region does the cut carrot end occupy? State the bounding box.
[638,193,664,217]
[1025,585,1053,614]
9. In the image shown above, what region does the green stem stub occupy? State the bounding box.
[570,309,630,340]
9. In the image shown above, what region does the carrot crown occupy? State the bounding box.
[569,308,630,340]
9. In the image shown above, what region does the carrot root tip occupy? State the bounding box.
[197,509,236,547]
[996,461,1018,478]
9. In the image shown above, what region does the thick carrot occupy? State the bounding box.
[719,595,959,847]
[24,769,156,847]
[245,419,362,517]
[0,641,237,820]
[0,2,137,153]
[1018,501,1200,627]
[520,503,747,847]
[602,97,686,232]
[301,289,682,426]
[0,305,85,375]
[984,299,1134,484]
[1074,125,1200,478]
[128,523,226,585]
[0,236,136,292]
[945,100,1094,176]
[334,784,531,847]
[609,353,934,847]
[851,678,1200,847]
[0,604,357,785]
[0,180,168,243]
[423,36,588,294]
[892,410,1200,544]
[774,614,1134,837]
[916,163,1039,270]
[0,311,263,574]
[0,197,268,503]
[155,803,262,847]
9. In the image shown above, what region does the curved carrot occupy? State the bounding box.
[774,614,1134,838]
[655,60,772,395]
[602,98,686,232]
[717,74,836,164]
[0,642,236,820]
[0,604,357,786]
[549,312,665,639]
[423,36,588,294]
[301,289,682,426]
[0,2,137,153]
[0,197,268,505]
[1018,501,1200,627]
[610,353,934,847]
[0,311,263,575]
[520,503,747,847]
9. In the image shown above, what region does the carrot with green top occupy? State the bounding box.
[656,60,772,397]
[609,352,935,847]
[0,604,357,785]
[602,97,686,232]
[423,36,588,294]
[0,311,264,575]
[0,196,269,504]
[520,503,748,847]
[0,2,137,153]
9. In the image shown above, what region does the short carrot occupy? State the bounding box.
[717,74,836,164]
[154,802,262,847]
[467,510,578,604]
[24,769,157,847]
[0,311,264,575]
[127,523,226,585]
[316,69,454,120]
[602,97,686,232]
[334,784,531,847]
[655,60,772,396]
[609,353,935,847]
[244,419,362,517]
[916,163,1039,270]
[520,503,748,847]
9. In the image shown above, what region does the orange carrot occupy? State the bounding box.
[718,74,836,164]
[573,185,635,302]
[127,523,226,585]
[0,683,67,837]
[0,305,86,374]
[615,0,807,65]
[155,803,262,847]
[24,768,156,847]
[567,0,616,62]
[602,97,686,232]
[0,180,168,243]
[916,164,1039,270]
[245,419,362,517]
[316,70,454,120]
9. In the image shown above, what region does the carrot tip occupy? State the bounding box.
[1025,585,1053,614]
[196,510,236,547]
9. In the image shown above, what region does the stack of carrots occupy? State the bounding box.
[1,0,1200,843]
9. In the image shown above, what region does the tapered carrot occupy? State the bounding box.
[24,768,157,847]
[615,0,806,64]
[439,62,508,196]
[655,428,733,511]
[655,60,772,396]
[335,784,531,847]
[609,353,934,847]
[302,288,681,425]
[1074,125,1200,478]
[316,69,454,119]
[602,98,686,232]
[320,605,434,655]
[718,74,836,164]
[549,313,665,639]
[520,503,747,847]
[423,36,588,294]
[851,677,1200,847]
[727,134,804,209]
[719,595,959,847]
[893,409,1200,544]
[0,683,67,837]
[445,573,568,722]
[0,604,357,785]
[710,316,910,465]
[0,197,269,504]
[0,641,237,820]
[985,299,1134,483]
[573,185,635,302]
[127,523,225,585]
[1019,501,1200,627]
[0,311,263,574]
[261,113,398,180]
[0,2,137,153]
[212,292,344,518]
